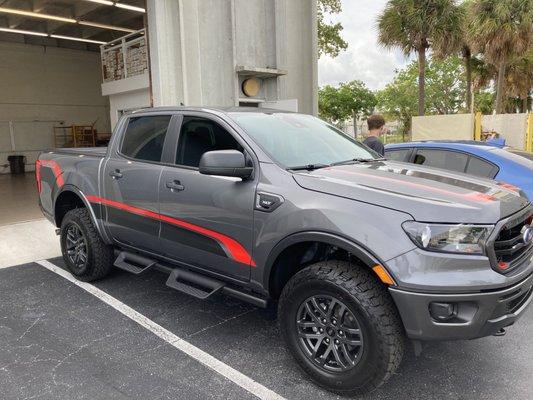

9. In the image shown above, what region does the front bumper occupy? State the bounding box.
[390,272,533,340]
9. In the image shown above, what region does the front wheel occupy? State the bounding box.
[278,260,405,395]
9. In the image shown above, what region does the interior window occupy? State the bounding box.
[176,117,243,167]
[121,115,171,162]
[413,149,468,173]
[466,156,498,178]
[385,149,410,162]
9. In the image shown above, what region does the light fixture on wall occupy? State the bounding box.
[0,27,48,37]
[242,78,262,97]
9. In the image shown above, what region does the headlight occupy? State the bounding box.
[402,221,493,255]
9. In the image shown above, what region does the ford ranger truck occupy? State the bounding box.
[37,107,533,395]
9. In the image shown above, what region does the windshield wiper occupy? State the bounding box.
[330,157,386,166]
[288,163,330,171]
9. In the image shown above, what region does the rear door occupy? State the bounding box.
[158,113,257,281]
[102,113,177,253]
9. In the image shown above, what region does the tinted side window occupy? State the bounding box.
[121,115,171,162]
[466,156,498,178]
[176,117,243,167]
[385,149,410,162]
[413,149,468,173]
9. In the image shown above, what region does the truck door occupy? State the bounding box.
[158,113,257,281]
[102,113,176,253]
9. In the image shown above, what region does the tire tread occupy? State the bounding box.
[278,260,405,395]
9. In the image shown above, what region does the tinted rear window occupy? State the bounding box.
[385,149,410,162]
[465,156,498,178]
[121,115,171,162]
[413,149,468,173]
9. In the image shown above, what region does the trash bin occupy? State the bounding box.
[7,155,26,174]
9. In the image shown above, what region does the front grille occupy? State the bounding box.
[493,212,532,267]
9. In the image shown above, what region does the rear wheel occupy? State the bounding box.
[60,208,113,282]
[278,260,405,395]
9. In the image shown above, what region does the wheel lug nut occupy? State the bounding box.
[335,339,339,345]
[322,319,327,324]
[325,338,330,343]
[319,328,324,333]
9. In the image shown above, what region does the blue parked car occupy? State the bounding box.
[385,140,533,200]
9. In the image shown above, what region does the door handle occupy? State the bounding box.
[109,169,123,179]
[166,180,185,192]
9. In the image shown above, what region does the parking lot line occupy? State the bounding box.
[36,259,286,400]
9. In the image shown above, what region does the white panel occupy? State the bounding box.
[481,114,527,150]
[412,114,474,141]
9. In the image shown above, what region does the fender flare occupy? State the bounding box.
[263,231,389,292]
[54,185,112,245]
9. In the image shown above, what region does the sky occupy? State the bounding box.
[317,0,413,91]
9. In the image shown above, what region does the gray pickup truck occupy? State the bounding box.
[37,107,533,395]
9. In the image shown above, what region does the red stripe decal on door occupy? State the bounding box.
[86,195,256,267]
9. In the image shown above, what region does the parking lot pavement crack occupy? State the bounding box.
[17,316,42,341]
[184,309,256,340]
[50,331,120,388]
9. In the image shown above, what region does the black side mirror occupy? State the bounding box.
[199,150,253,179]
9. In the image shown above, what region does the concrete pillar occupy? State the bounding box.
[146,0,185,106]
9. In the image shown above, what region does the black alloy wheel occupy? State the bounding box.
[65,222,88,272]
[296,295,364,372]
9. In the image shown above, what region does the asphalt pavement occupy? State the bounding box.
[1,258,531,400]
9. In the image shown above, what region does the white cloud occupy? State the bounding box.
[318,0,413,91]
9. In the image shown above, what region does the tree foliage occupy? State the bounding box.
[318,80,376,124]
[377,0,463,115]
[376,56,466,135]
[318,0,348,57]
[505,50,533,112]
[469,0,533,113]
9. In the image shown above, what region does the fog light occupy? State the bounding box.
[429,302,458,322]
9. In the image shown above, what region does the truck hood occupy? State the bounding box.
[293,161,529,224]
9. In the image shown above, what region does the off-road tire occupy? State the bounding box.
[60,208,113,282]
[278,260,405,395]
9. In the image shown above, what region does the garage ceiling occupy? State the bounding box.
[0,0,145,51]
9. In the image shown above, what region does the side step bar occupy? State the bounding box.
[114,251,156,275]
[166,269,224,300]
[113,251,268,308]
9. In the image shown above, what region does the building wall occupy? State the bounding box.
[0,42,110,173]
[142,0,317,115]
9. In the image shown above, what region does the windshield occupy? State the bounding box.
[229,112,379,169]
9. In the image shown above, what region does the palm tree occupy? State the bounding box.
[433,1,475,111]
[377,0,463,116]
[469,0,532,114]
[505,51,533,113]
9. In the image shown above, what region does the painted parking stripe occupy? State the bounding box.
[36,260,285,400]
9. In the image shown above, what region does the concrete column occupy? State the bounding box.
[180,0,203,106]
[146,0,185,106]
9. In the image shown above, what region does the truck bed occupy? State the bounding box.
[51,147,108,157]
